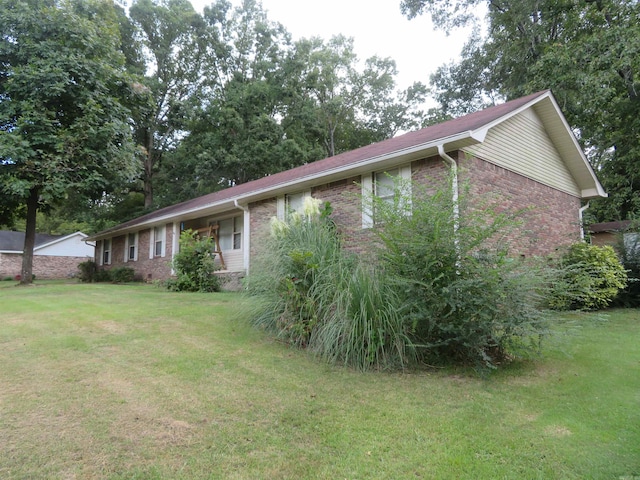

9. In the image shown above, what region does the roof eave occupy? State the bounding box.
[88,131,480,241]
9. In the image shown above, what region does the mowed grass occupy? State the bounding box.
[0,282,639,479]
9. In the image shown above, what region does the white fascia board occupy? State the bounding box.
[582,187,608,199]
[474,91,554,134]
[0,250,22,254]
[539,95,607,198]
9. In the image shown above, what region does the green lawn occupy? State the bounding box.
[1,282,639,479]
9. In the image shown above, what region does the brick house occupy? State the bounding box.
[86,90,606,283]
[0,231,95,279]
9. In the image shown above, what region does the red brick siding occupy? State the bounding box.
[98,224,174,281]
[311,175,376,255]
[459,153,581,256]
[0,253,91,279]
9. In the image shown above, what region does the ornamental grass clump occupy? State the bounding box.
[248,178,554,371]
[246,198,411,370]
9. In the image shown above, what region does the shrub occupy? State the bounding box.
[369,176,551,369]
[167,230,220,292]
[109,266,136,283]
[247,198,412,370]
[77,260,98,282]
[550,242,627,310]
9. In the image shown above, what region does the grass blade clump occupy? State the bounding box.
[246,199,412,370]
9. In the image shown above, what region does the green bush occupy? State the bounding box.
[247,198,412,370]
[109,266,136,283]
[77,260,98,282]
[369,177,550,369]
[550,242,628,310]
[167,230,220,292]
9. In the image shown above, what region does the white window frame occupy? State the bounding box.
[102,238,111,265]
[362,165,412,228]
[125,232,138,262]
[277,190,311,221]
[150,225,166,259]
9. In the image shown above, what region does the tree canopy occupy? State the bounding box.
[151,0,428,207]
[0,0,137,283]
[403,0,640,222]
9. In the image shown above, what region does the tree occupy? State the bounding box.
[128,0,207,208]
[0,0,137,284]
[284,35,428,157]
[153,0,302,205]
[402,0,640,221]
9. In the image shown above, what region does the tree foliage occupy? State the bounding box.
[154,0,428,207]
[128,0,207,207]
[0,0,137,283]
[403,0,640,221]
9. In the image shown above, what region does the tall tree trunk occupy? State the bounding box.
[20,187,38,285]
[144,131,154,208]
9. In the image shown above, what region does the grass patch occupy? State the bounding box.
[1,283,639,479]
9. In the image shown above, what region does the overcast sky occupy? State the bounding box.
[191,0,480,95]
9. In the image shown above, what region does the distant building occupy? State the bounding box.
[0,231,95,280]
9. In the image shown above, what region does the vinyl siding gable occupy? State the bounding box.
[463,108,581,196]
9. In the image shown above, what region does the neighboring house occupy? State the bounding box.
[588,221,632,247]
[0,231,95,279]
[86,90,606,283]
[589,220,639,254]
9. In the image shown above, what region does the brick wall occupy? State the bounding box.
[99,224,174,282]
[311,175,376,255]
[459,153,582,256]
[246,152,581,266]
[248,198,277,262]
[0,252,91,279]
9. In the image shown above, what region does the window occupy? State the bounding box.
[374,168,399,206]
[151,225,165,258]
[102,238,111,265]
[217,216,243,251]
[286,192,306,215]
[233,216,242,249]
[154,226,163,256]
[126,232,137,262]
[277,191,311,220]
[362,165,412,228]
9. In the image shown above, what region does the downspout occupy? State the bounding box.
[234,199,251,274]
[437,144,459,234]
[579,202,590,241]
